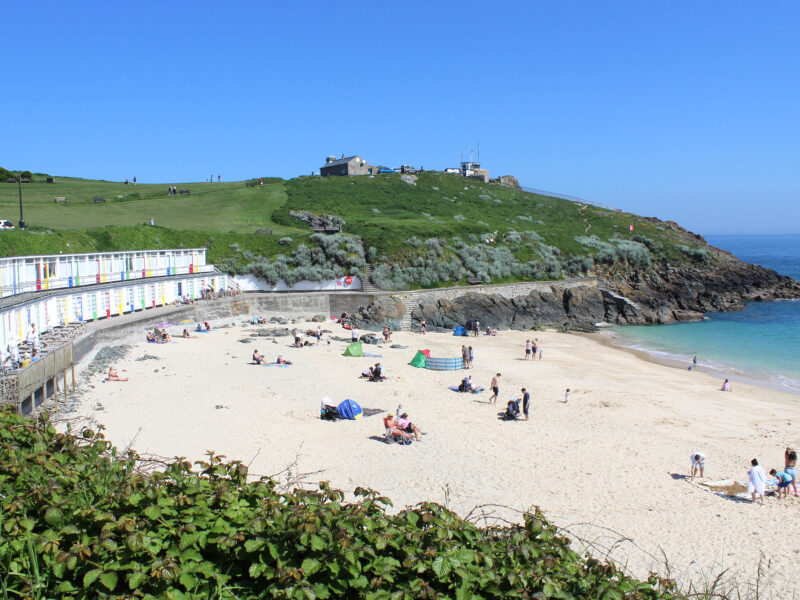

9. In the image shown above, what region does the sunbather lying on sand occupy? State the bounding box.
[182,329,197,339]
[275,355,292,365]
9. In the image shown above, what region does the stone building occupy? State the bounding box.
[320,155,374,177]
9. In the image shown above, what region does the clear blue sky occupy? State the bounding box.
[3,1,799,234]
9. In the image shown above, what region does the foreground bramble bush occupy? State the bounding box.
[0,409,680,599]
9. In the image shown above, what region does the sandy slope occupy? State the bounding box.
[72,321,800,595]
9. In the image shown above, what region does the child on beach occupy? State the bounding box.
[107,366,128,382]
[690,452,705,480]
[721,379,732,392]
[564,388,570,403]
[770,469,793,498]
[748,459,766,504]
[785,447,798,496]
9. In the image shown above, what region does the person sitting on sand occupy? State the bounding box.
[182,329,196,339]
[253,349,266,365]
[690,452,705,481]
[459,375,474,393]
[748,459,766,504]
[721,379,732,392]
[160,331,172,343]
[383,327,392,342]
[107,366,128,382]
[383,414,412,441]
[370,362,384,382]
[785,447,798,497]
[770,469,793,499]
[397,412,426,441]
[196,322,204,332]
[204,321,211,331]
[275,355,292,365]
[360,366,374,379]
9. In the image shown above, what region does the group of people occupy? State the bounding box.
[147,327,172,343]
[360,363,385,382]
[690,448,798,503]
[252,349,292,365]
[383,404,426,443]
[524,339,541,360]
[461,345,475,368]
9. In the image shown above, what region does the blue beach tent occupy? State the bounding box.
[453,326,468,336]
[337,399,363,420]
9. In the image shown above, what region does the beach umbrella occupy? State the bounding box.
[179,319,193,323]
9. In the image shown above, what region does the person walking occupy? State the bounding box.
[564,388,570,403]
[468,346,474,369]
[748,459,766,504]
[461,345,468,369]
[521,388,530,421]
[489,373,500,404]
[524,340,532,360]
[420,319,427,334]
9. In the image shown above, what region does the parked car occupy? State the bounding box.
[0,220,14,229]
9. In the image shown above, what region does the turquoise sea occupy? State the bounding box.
[610,234,800,392]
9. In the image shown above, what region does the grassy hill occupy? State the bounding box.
[0,170,714,289]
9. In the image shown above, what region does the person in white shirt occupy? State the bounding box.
[690,452,706,481]
[351,327,359,342]
[747,458,766,504]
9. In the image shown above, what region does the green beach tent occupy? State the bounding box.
[343,341,363,357]
[409,350,428,368]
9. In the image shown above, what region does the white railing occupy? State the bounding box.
[0,264,215,299]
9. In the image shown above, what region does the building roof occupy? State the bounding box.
[321,155,362,169]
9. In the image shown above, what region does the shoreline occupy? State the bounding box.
[594,328,800,397]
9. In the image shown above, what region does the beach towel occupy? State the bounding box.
[449,385,485,393]
[265,363,290,368]
[363,353,382,358]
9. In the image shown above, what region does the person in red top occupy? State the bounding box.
[383,415,412,441]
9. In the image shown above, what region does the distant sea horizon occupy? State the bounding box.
[609,234,800,393]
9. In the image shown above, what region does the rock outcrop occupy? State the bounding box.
[351,253,800,332]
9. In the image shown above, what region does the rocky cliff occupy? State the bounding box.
[352,251,800,332]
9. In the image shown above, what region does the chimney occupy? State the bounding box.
[341,153,345,159]
[326,156,335,164]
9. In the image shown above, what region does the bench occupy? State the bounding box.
[93,196,106,203]
[245,181,255,187]
[53,196,67,204]
[467,278,483,285]
[178,189,191,195]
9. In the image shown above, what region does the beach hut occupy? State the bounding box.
[453,326,468,336]
[409,350,428,368]
[337,399,363,420]
[343,341,363,357]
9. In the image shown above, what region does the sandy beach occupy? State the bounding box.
[70,320,800,595]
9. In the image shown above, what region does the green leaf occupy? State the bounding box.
[313,582,331,599]
[143,505,161,520]
[179,571,198,590]
[99,571,118,591]
[83,568,102,588]
[244,537,265,553]
[127,570,146,590]
[432,556,452,579]
[180,548,203,563]
[310,534,326,551]
[302,557,321,576]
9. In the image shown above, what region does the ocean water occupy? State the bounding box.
[610,234,800,392]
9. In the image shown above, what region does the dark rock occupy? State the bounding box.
[352,296,404,330]
[311,314,326,322]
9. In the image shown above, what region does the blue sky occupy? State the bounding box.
[3,1,799,234]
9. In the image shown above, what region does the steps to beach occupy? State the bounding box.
[361,264,381,293]
[399,294,419,331]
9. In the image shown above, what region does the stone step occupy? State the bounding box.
[361,264,381,293]
[398,293,420,331]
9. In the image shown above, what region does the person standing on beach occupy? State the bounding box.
[535,339,542,360]
[690,452,705,481]
[489,373,500,404]
[420,319,426,334]
[461,345,468,369]
[564,388,570,403]
[521,388,530,421]
[524,340,532,360]
[351,327,359,342]
[468,346,474,368]
[474,320,480,336]
[785,447,798,496]
[691,356,697,371]
[748,459,766,504]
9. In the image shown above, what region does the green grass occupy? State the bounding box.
[0,170,713,283]
[0,177,304,235]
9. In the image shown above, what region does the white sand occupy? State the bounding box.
[72,321,800,594]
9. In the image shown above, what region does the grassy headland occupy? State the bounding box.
[0,170,715,288]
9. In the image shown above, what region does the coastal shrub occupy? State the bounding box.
[632,234,656,250]
[0,409,673,599]
[405,236,423,248]
[278,236,293,245]
[523,230,543,242]
[453,214,466,221]
[504,232,522,244]
[229,242,240,251]
[612,239,651,268]
[367,246,377,262]
[676,244,710,263]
